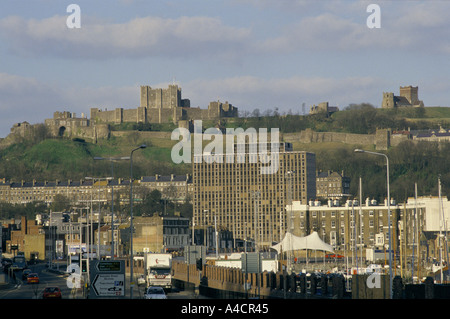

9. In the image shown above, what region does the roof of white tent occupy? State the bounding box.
[271,231,334,253]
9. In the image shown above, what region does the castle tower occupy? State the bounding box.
[140,86,149,108]
[140,84,182,109]
[381,92,395,108]
[399,86,419,105]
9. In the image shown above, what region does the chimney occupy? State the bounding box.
[21,216,27,235]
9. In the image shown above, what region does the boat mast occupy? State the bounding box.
[439,177,443,283]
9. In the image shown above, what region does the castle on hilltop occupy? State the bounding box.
[382,85,424,108]
[4,84,238,144]
[91,84,238,125]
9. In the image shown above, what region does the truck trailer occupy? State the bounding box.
[145,253,172,290]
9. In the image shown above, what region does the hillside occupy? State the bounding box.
[1,105,450,202]
[0,135,189,182]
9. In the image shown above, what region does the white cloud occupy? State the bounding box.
[257,1,450,54]
[0,15,252,60]
[1,1,449,61]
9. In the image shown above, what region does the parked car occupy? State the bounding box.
[42,286,62,299]
[144,286,167,299]
[27,273,39,284]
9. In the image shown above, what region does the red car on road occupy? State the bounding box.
[27,273,39,284]
[42,287,62,299]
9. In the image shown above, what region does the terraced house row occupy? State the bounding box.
[0,175,192,206]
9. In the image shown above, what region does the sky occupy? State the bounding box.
[0,0,449,138]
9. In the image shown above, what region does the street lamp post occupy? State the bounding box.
[85,176,113,260]
[354,149,392,299]
[129,144,146,299]
[94,156,131,259]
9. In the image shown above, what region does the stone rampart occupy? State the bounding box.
[284,128,396,150]
[110,130,172,140]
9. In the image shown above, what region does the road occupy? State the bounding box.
[0,262,204,300]
[0,263,74,299]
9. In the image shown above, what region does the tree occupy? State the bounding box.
[179,195,193,218]
[50,194,71,212]
[136,189,164,216]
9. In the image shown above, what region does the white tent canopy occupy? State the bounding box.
[271,231,334,254]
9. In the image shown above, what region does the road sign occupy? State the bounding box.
[89,260,125,299]
[92,273,125,297]
[96,261,122,272]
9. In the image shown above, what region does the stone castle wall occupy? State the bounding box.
[284,128,394,150]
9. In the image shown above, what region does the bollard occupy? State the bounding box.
[289,273,296,292]
[424,276,434,299]
[332,274,344,299]
[298,273,306,294]
[310,274,317,295]
[393,276,403,299]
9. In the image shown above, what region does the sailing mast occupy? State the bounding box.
[352,201,357,272]
[359,177,363,270]
[438,176,449,282]
[439,177,443,283]
[416,183,420,282]
[412,183,417,283]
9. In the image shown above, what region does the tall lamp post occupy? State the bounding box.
[129,144,146,299]
[94,156,131,259]
[85,176,113,260]
[354,149,392,299]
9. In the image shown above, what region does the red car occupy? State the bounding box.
[27,273,39,284]
[42,286,62,299]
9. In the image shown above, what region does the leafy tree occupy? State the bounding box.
[50,194,72,212]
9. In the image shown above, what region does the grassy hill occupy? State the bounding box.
[0,135,189,182]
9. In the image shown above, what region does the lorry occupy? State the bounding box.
[145,253,172,291]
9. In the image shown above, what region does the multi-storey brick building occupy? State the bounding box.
[193,142,316,249]
[316,170,351,200]
[288,196,450,263]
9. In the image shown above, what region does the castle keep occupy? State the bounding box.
[91,84,238,125]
